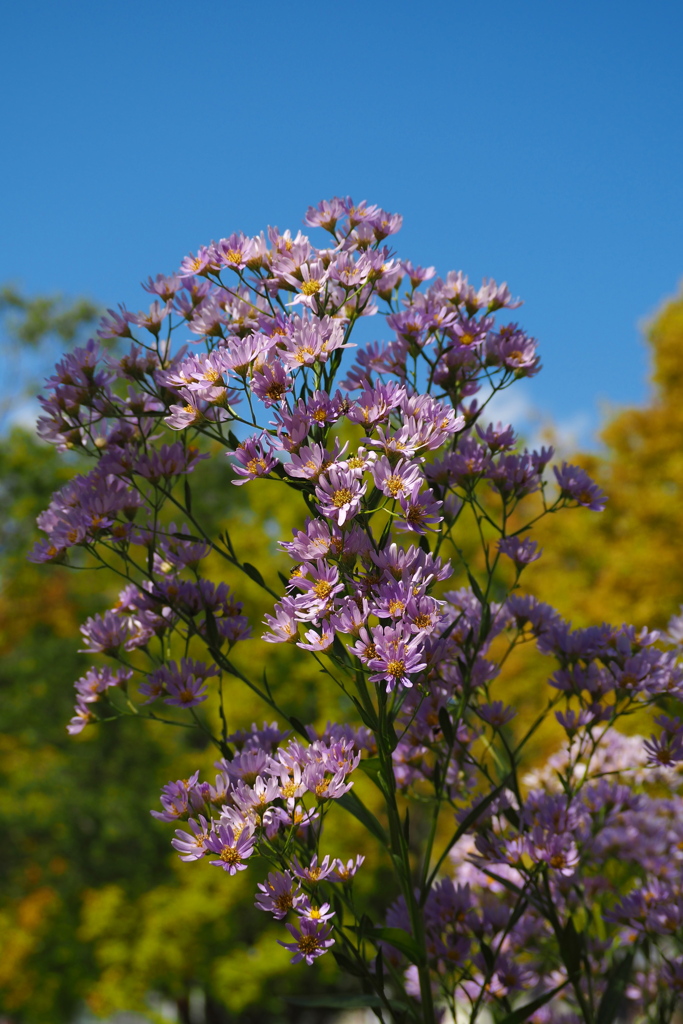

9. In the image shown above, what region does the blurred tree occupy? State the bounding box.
[0,286,100,432]
[526,285,683,632]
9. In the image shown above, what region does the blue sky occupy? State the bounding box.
[2,0,682,445]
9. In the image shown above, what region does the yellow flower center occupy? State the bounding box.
[274,892,294,912]
[219,846,242,866]
[298,935,321,955]
[333,488,353,508]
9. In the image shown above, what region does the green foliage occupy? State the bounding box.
[0,285,99,348]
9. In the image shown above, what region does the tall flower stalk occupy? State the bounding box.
[33,197,683,1023]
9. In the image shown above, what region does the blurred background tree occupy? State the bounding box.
[2,283,683,1021]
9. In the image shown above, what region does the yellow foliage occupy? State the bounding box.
[528,285,683,631]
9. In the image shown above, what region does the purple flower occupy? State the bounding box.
[251,360,293,406]
[278,918,334,965]
[171,815,212,861]
[477,702,517,728]
[296,625,335,651]
[255,870,303,919]
[498,535,541,568]
[151,772,201,822]
[396,485,443,534]
[230,433,279,485]
[297,899,335,924]
[368,627,427,691]
[262,597,300,644]
[204,823,256,874]
[553,462,607,511]
[213,232,258,271]
[372,456,424,499]
[314,467,366,526]
[331,855,365,882]
[290,854,336,883]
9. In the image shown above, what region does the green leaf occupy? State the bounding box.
[479,939,495,972]
[332,635,351,665]
[385,718,400,752]
[203,608,221,649]
[287,994,384,1009]
[596,950,635,1024]
[350,694,378,731]
[479,599,492,641]
[289,991,411,1015]
[375,945,385,992]
[357,757,385,793]
[454,775,512,839]
[438,611,468,644]
[330,950,365,979]
[337,790,388,847]
[287,716,310,739]
[467,571,486,605]
[368,927,422,965]
[497,980,569,1024]
[242,561,266,587]
[438,706,454,746]
[358,756,382,778]
[183,477,192,515]
[557,916,583,977]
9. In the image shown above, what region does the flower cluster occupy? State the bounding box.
[34,197,683,1024]
[155,720,367,961]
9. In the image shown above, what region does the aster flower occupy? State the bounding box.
[204,822,256,874]
[251,360,293,406]
[314,466,366,526]
[213,232,257,271]
[151,771,200,822]
[331,855,365,882]
[477,701,517,728]
[230,433,279,485]
[285,442,341,482]
[286,260,330,310]
[304,197,346,232]
[396,485,443,534]
[73,666,131,705]
[368,628,427,691]
[498,535,542,567]
[290,854,336,884]
[372,456,424,499]
[255,870,304,919]
[553,462,607,511]
[262,597,300,644]
[278,918,334,965]
[164,671,209,708]
[171,815,212,861]
[179,246,216,278]
[297,899,335,924]
[296,625,335,652]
